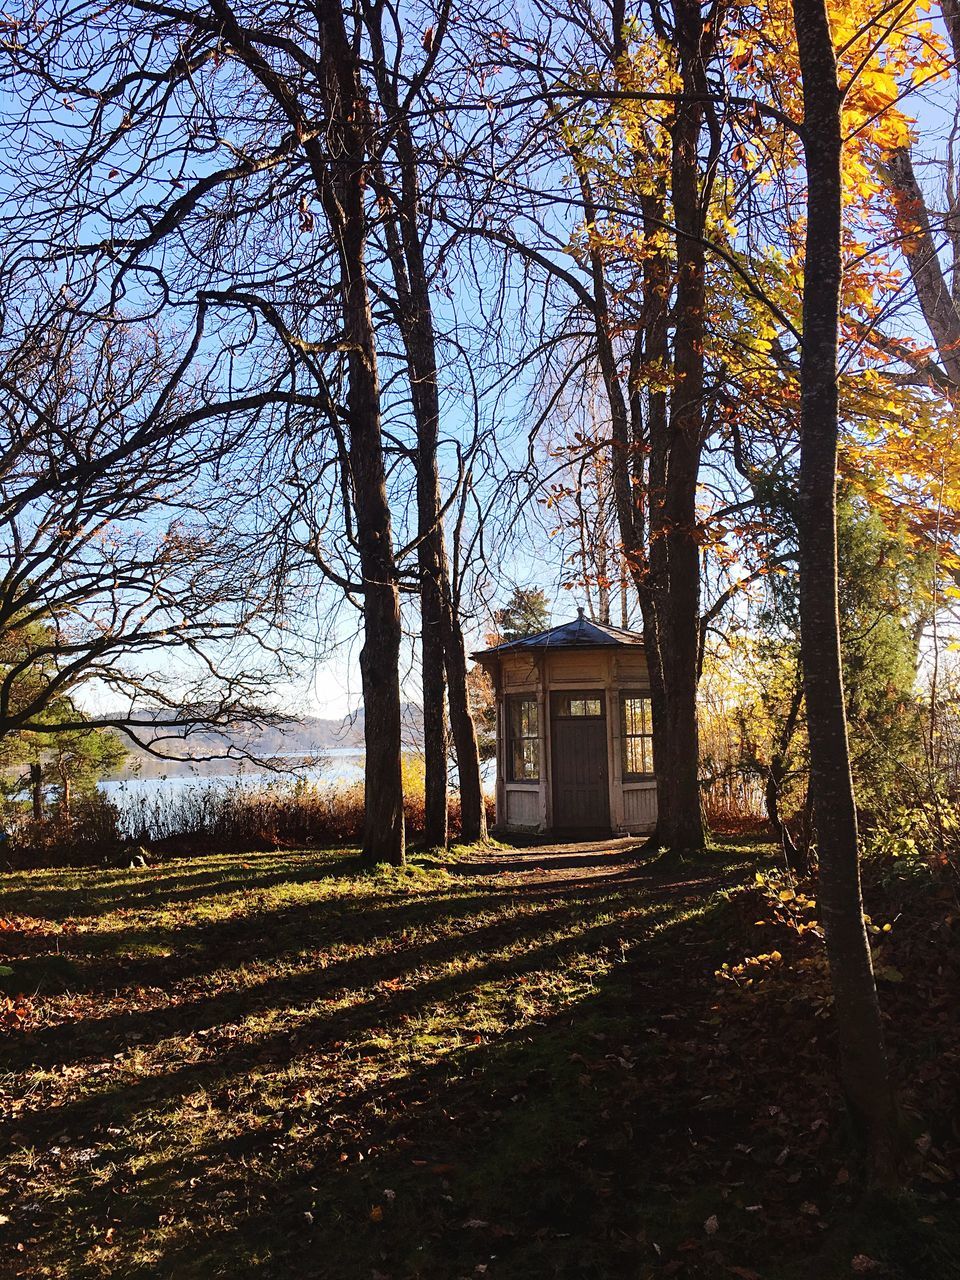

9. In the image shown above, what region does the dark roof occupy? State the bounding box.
[472,611,644,660]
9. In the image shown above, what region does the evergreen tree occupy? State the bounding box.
[493,588,551,642]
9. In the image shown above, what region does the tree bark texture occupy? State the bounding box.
[636,188,675,846]
[205,0,407,865]
[764,678,806,876]
[576,123,677,847]
[792,0,899,1179]
[442,598,488,841]
[365,10,485,844]
[883,147,960,384]
[660,0,710,851]
[313,0,405,865]
[879,6,960,387]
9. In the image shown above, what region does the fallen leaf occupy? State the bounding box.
[704,1214,719,1235]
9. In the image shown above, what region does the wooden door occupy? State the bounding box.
[550,691,610,830]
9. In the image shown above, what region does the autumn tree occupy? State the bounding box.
[702,497,930,870]
[447,3,727,852]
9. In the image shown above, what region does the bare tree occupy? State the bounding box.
[0,0,428,862]
[362,0,487,846]
[436,0,745,851]
[0,305,298,754]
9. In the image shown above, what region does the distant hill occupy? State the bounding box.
[108,705,424,778]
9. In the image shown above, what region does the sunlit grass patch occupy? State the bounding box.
[2,840,958,1279]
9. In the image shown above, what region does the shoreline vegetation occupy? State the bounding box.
[0,760,495,870]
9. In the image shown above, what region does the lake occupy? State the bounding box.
[99,748,493,838]
[99,748,365,834]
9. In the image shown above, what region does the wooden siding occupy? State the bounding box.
[501,654,539,690]
[622,783,658,830]
[504,786,540,827]
[614,651,650,682]
[545,651,605,683]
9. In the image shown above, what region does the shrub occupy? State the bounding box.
[2,791,124,868]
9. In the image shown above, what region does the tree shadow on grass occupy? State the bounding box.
[6,844,958,1280]
[0,851,366,919]
[8,843,870,1280]
[3,888,705,1146]
[5,851,683,1003]
[10,887,745,1280]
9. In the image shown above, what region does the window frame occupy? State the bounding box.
[551,692,605,719]
[620,692,655,780]
[505,694,540,783]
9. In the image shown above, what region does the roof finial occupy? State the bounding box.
[577,606,585,621]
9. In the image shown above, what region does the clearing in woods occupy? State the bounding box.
[1,839,958,1279]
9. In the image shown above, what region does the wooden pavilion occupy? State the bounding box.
[472,610,657,835]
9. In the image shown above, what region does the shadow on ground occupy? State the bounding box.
[2,841,958,1280]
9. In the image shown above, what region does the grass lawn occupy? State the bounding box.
[1,840,958,1279]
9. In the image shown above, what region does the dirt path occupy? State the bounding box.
[454,836,647,887]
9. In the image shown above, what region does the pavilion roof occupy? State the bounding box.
[472,610,644,661]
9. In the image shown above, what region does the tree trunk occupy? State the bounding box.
[637,190,675,848]
[418,573,449,849]
[206,0,406,865]
[765,678,806,875]
[30,762,43,821]
[313,0,404,866]
[573,153,678,848]
[883,147,960,384]
[383,197,447,850]
[443,595,488,842]
[660,0,709,853]
[364,15,486,847]
[792,0,899,1179]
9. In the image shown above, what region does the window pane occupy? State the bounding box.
[625,736,653,776]
[510,700,522,739]
[641,737,654,774]
[511,738,539,780]
[558,696,602,717]
[508,698,539,781]
[524,701,538,737]
[622,695,653,777]
[623,697,646,735]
